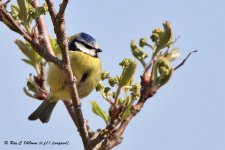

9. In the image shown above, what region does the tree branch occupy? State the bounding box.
[45,1,92,149]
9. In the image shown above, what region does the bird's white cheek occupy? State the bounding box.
[75,42,96,56]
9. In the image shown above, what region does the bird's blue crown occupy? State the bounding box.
[79,32,96,44]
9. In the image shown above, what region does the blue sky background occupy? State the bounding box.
[1,0,225,150]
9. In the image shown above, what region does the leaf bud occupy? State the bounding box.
[139,37,148,47]
[101,71,110,80]
[108,77,119,87]
[96,82,105,92]
[130,39,137,50]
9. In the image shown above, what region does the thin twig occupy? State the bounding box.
[174,50,197,70]
[57,0,68,18]
[3,0,11,7]
[45,1,92,149]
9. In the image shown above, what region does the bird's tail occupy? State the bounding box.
[28,100,57,123]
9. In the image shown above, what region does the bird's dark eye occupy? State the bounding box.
[96,48,102,52]
[68,39,94,51]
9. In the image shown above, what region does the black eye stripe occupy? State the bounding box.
[77,40,94,50]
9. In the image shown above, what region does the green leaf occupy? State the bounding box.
[34,51,42,64]
[29,4,48,21]
[13,1,48,29]
[37,56,43,65]
[165,48,180,61]
[91,101,110,125]
[11,5,20,20]
[120,96,132,121]
[27,80,38,93]
[23,87,35,98]
[151,21,173,53]
[119,59,137,87]
[15,39,42,66]
[15,39,35,61]
[21,58,34,66]
[17,0,28,25]
[160,21,173,48]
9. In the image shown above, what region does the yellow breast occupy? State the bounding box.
[47,51,102,101]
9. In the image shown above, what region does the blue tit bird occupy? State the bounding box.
[28,32,102,123]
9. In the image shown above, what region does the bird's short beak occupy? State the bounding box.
[96,48,102,53]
